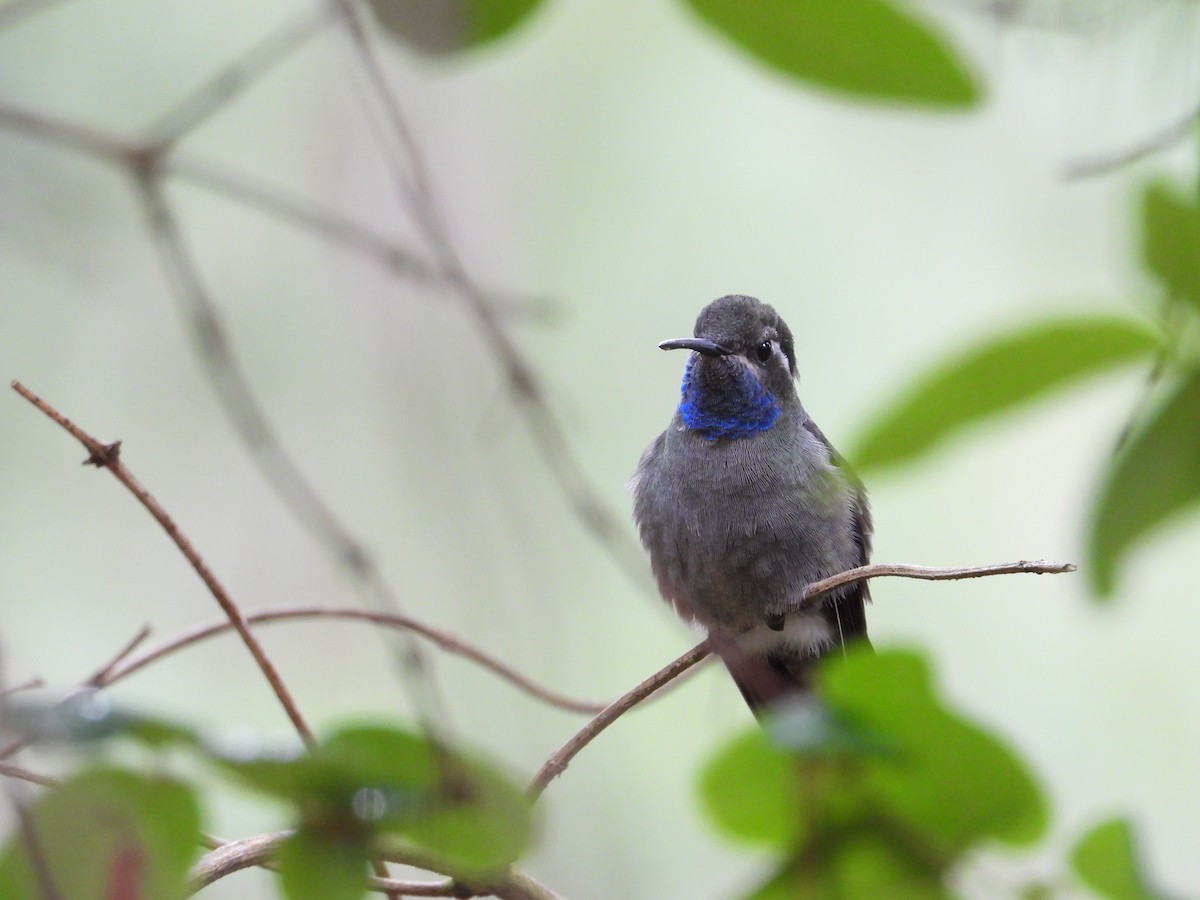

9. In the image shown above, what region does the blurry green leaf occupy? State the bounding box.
[0,767,200,900]
[699,728,802,846]
[1089,367,1200,597]
[682,0,979,107]
[852,318,1159,472]
[833,833,949,899]
[746,837,948,899]
[701,648,1044,866]
[1142,180,1200,313]
[819,650,1046,852]
[278,827,369,900]
[365,0,544,54]
[219,724,533,879]
[1071,818,1159,900]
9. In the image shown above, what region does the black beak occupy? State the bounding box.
[658,338,732,356]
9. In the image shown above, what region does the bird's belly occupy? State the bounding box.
[662,482,850,633]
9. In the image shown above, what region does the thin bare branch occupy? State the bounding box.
[146,7,334,149]
[189,830,561,899]
[527,640,713,801]
[528,557,1076,800]
[1064,102,1200,179]
[332,1,654,590]
[84,625,152,688]
[0,628,153,763]
[100,607,606,715]
[164,154,557,321]
[799,559,1076,607]
[166,154,438,277]
[0,761,58,789]
[188,831,288,893]
[10,379,316,748]
[0,102,139,165]
[0,677,45,698]
[0,0,78,32]
[10,794,62,900]
[132,178,449,738]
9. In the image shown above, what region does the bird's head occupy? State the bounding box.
[660,295,798,439]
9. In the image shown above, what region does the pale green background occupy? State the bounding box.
[2,1,1199,897]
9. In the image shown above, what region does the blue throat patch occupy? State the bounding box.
[677,355,781,440]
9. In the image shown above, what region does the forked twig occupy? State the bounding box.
[10,380,316,748]
[84,625,152,688]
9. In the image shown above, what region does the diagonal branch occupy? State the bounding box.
[164,154,557,320]
[529,557,1076,800]
[1063,101,1200,179]
[132,175,450,740]
[331,1,654,590]
[145,6,334,150]
[10,380,316,748]
[0,0,78,32]
[527,640,713,800]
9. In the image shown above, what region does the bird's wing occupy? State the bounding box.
[802,418,872,638]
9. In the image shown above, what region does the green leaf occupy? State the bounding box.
[1142,180,1200,313]
[701,649,1044,866]
[682,0,979,107]
[1089,366,1200,597]
[219,724,533,879]
[0,767,201,900]
[278,828,369,900]
[365,0,544,54]
[851,317,1159,472]
[699,728,804,846]
[1071,818,1159,900]
[820,650,1047,852]
[742,833,951,899]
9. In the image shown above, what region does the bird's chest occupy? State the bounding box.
[646,432,851,626]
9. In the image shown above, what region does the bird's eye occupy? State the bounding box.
[755,341,772,363]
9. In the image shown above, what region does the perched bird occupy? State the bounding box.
[631,295,871,713]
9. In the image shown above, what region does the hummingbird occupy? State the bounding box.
[631,295,871,713]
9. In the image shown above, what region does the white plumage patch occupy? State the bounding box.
[736,612,834,658]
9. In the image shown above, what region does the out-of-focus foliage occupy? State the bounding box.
[682,0,979,107]
[0,700,533,900]
[852,174,1200,601]
[850,318,1160,471]
[223,724,534,883]
[1141,181,1200,316]
[1089,366,1200,596]
[1071,817,1161,900]
[0,768,201,900]
[700,650,1045,897]
[365,0,546,54]
[1087,177,1200,597]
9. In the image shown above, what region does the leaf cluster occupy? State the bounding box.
[852,176,1200,599]
[0,697,533,900]
[700,650,1159,899]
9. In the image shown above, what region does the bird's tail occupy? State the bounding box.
[716,635,873,718]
